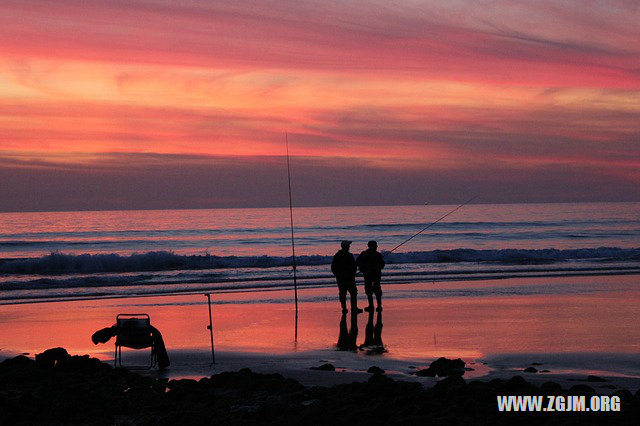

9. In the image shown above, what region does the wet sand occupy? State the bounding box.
[2,274,640,391]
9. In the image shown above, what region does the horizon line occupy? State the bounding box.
[1,200,639,215]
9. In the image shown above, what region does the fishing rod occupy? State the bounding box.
[285,133,299,342]
[382,195,479,258]
[204,293,215,364]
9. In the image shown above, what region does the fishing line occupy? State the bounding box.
[382,195,479,258]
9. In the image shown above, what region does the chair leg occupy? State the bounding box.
[115,346,155,370]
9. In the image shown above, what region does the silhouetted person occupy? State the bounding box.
[336,312,359,351]
[356,240,385,312]
[331,240,363,314]
[360,310,385,353]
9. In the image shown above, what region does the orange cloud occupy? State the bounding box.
[0,0,638,209]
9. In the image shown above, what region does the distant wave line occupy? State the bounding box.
[2,264,639,292]
[0,218,637,240]
[0,247,639,275]
[1,227,638,249]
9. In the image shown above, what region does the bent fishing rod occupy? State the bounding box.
[381,195,479,258]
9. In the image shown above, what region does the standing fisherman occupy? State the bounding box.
[331,241,363,314]
[357,240,385,312]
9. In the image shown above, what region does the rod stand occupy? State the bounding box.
[204,293,215,364]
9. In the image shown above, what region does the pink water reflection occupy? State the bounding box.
[2,275,639,365]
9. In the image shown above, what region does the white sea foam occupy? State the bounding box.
[1,203,638,303]
[1,247,638,275]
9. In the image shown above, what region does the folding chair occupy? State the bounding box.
[114,313,157,369]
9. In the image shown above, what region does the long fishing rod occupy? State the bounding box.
[382,195,479,258]
[285,133,299,342]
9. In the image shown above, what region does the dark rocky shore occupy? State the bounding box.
[1,349,639,425]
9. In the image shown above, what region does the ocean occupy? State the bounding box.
[1,202,639,304]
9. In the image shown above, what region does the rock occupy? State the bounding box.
[58,354,108,372]
[467,380,495,401]
[568,384,595,397]
[540,381,562,394]
[540,369,550,373]
[433,375,466,393]
[415,368,436,377]
[167,378,199,390]
[505,376,538,395]
[416,357,465,377]
[367,373,394,385]
[530,362,543,366]
[586,375,606,382]
[523,367,537,373]
[35,347,70,368]
[367,366,385,374]
[488,378,505,387]
[310,363,335,371]
[612,389,634,403]
[0,355,33,368]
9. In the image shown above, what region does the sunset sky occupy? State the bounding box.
[1,0,638,211]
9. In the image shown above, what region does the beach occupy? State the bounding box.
[3,274,640,424]
[1,204,639,422]
[3,274,640,392]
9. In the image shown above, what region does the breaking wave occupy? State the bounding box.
[1,247,638,275]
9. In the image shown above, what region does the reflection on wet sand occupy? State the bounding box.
[336,310,386,354]
[2,276,640,367]
[336,313,358,351]
[360,310,386,354]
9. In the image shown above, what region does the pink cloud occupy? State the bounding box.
[1,0,638,87]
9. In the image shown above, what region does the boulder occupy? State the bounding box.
[568,384,595,397]
[416,357,465,377]
[433,375,466,393]
[310,363,335,371]
[612,389,634,404]
[35,347,70,368]
[540,381,562,395]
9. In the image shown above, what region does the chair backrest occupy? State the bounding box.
[116,314,153,349]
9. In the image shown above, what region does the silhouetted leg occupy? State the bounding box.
[347,281,362,313]
[338,282,347,312]
[364,277,374,311]
[374,282,383,311]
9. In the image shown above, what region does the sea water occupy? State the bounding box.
[0,202,638,304]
